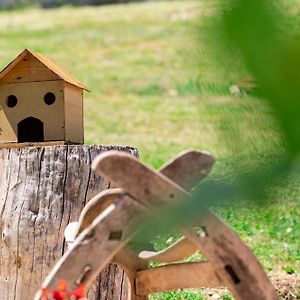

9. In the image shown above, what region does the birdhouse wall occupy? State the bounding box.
[0,81,65,143]
[0,52,60,84]
[0,109,17,142]
[64,83,84,144]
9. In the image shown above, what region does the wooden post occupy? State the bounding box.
[0,145,138,300]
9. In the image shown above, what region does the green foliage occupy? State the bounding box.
[127,0,300,288]
[150,290,204,300]
[282,265,296,275]
[223,1,300,157]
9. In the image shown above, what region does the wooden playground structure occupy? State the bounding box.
[35,150,278,300]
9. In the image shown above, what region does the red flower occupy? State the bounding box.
[52,290,64,300]
[41,280,86,300]
[70,284,85,299]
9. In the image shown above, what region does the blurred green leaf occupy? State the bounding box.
[223,0,300,157]
[133,0,300,246]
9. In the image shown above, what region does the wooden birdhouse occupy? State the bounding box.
[0,49,89,146]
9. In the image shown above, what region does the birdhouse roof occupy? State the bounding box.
[0,49,90,91]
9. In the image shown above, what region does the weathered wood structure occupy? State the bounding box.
[0,145,138,300]
[36,150,278,300]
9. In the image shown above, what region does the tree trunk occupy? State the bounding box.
[0,145,138,300]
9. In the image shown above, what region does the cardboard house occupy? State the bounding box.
[0,49,89,145]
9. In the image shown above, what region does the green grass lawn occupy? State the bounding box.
[0,1,299,299]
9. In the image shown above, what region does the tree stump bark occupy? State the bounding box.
[0,145,138,300]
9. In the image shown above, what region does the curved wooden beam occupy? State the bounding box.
[37,150,277,300]
[93,151,278,300]
[67,150,213,257]
[158,149,215,191]
[64,189,125,249]
[37,150,216,299]
[34,195,145,300]
[76,188,124,235]
[78,150,214,235]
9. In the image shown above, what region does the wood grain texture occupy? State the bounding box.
[0,49,89,91]
[37,149,277,299]
[158,149,215,191]
[64,82,84,144]
[38,195,145,297]
[76,189,124,236]
[93,151,278,300]
[0,145,138,300]
[0,141,70,149]
[137,150,214,263]
[135,262,222,295]
[0,51,59,84]
[37,150,216,300]
[74,150,214,255]
[39,192,148,300]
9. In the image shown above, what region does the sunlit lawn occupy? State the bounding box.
[0,1,299,299]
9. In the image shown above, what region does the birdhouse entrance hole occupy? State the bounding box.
[18,117,44,143]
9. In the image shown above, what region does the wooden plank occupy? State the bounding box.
[0,106,17,142]
[64,189,124,249]
[135,262,222,295]
[66,150,214,255]
[38,150,277,299]
[74,150,213,260]
[0,141,70,149]
[92,151,189,209]
[158,149,215,191]
[76,150,214,238]
[37,150,216,299]
[77,188,124,235]
[64,83,84,144]
[93,151,278,300]
[34,195,146,300]
[113,247,148,300]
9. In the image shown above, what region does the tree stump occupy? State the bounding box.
[0,145,138,300]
